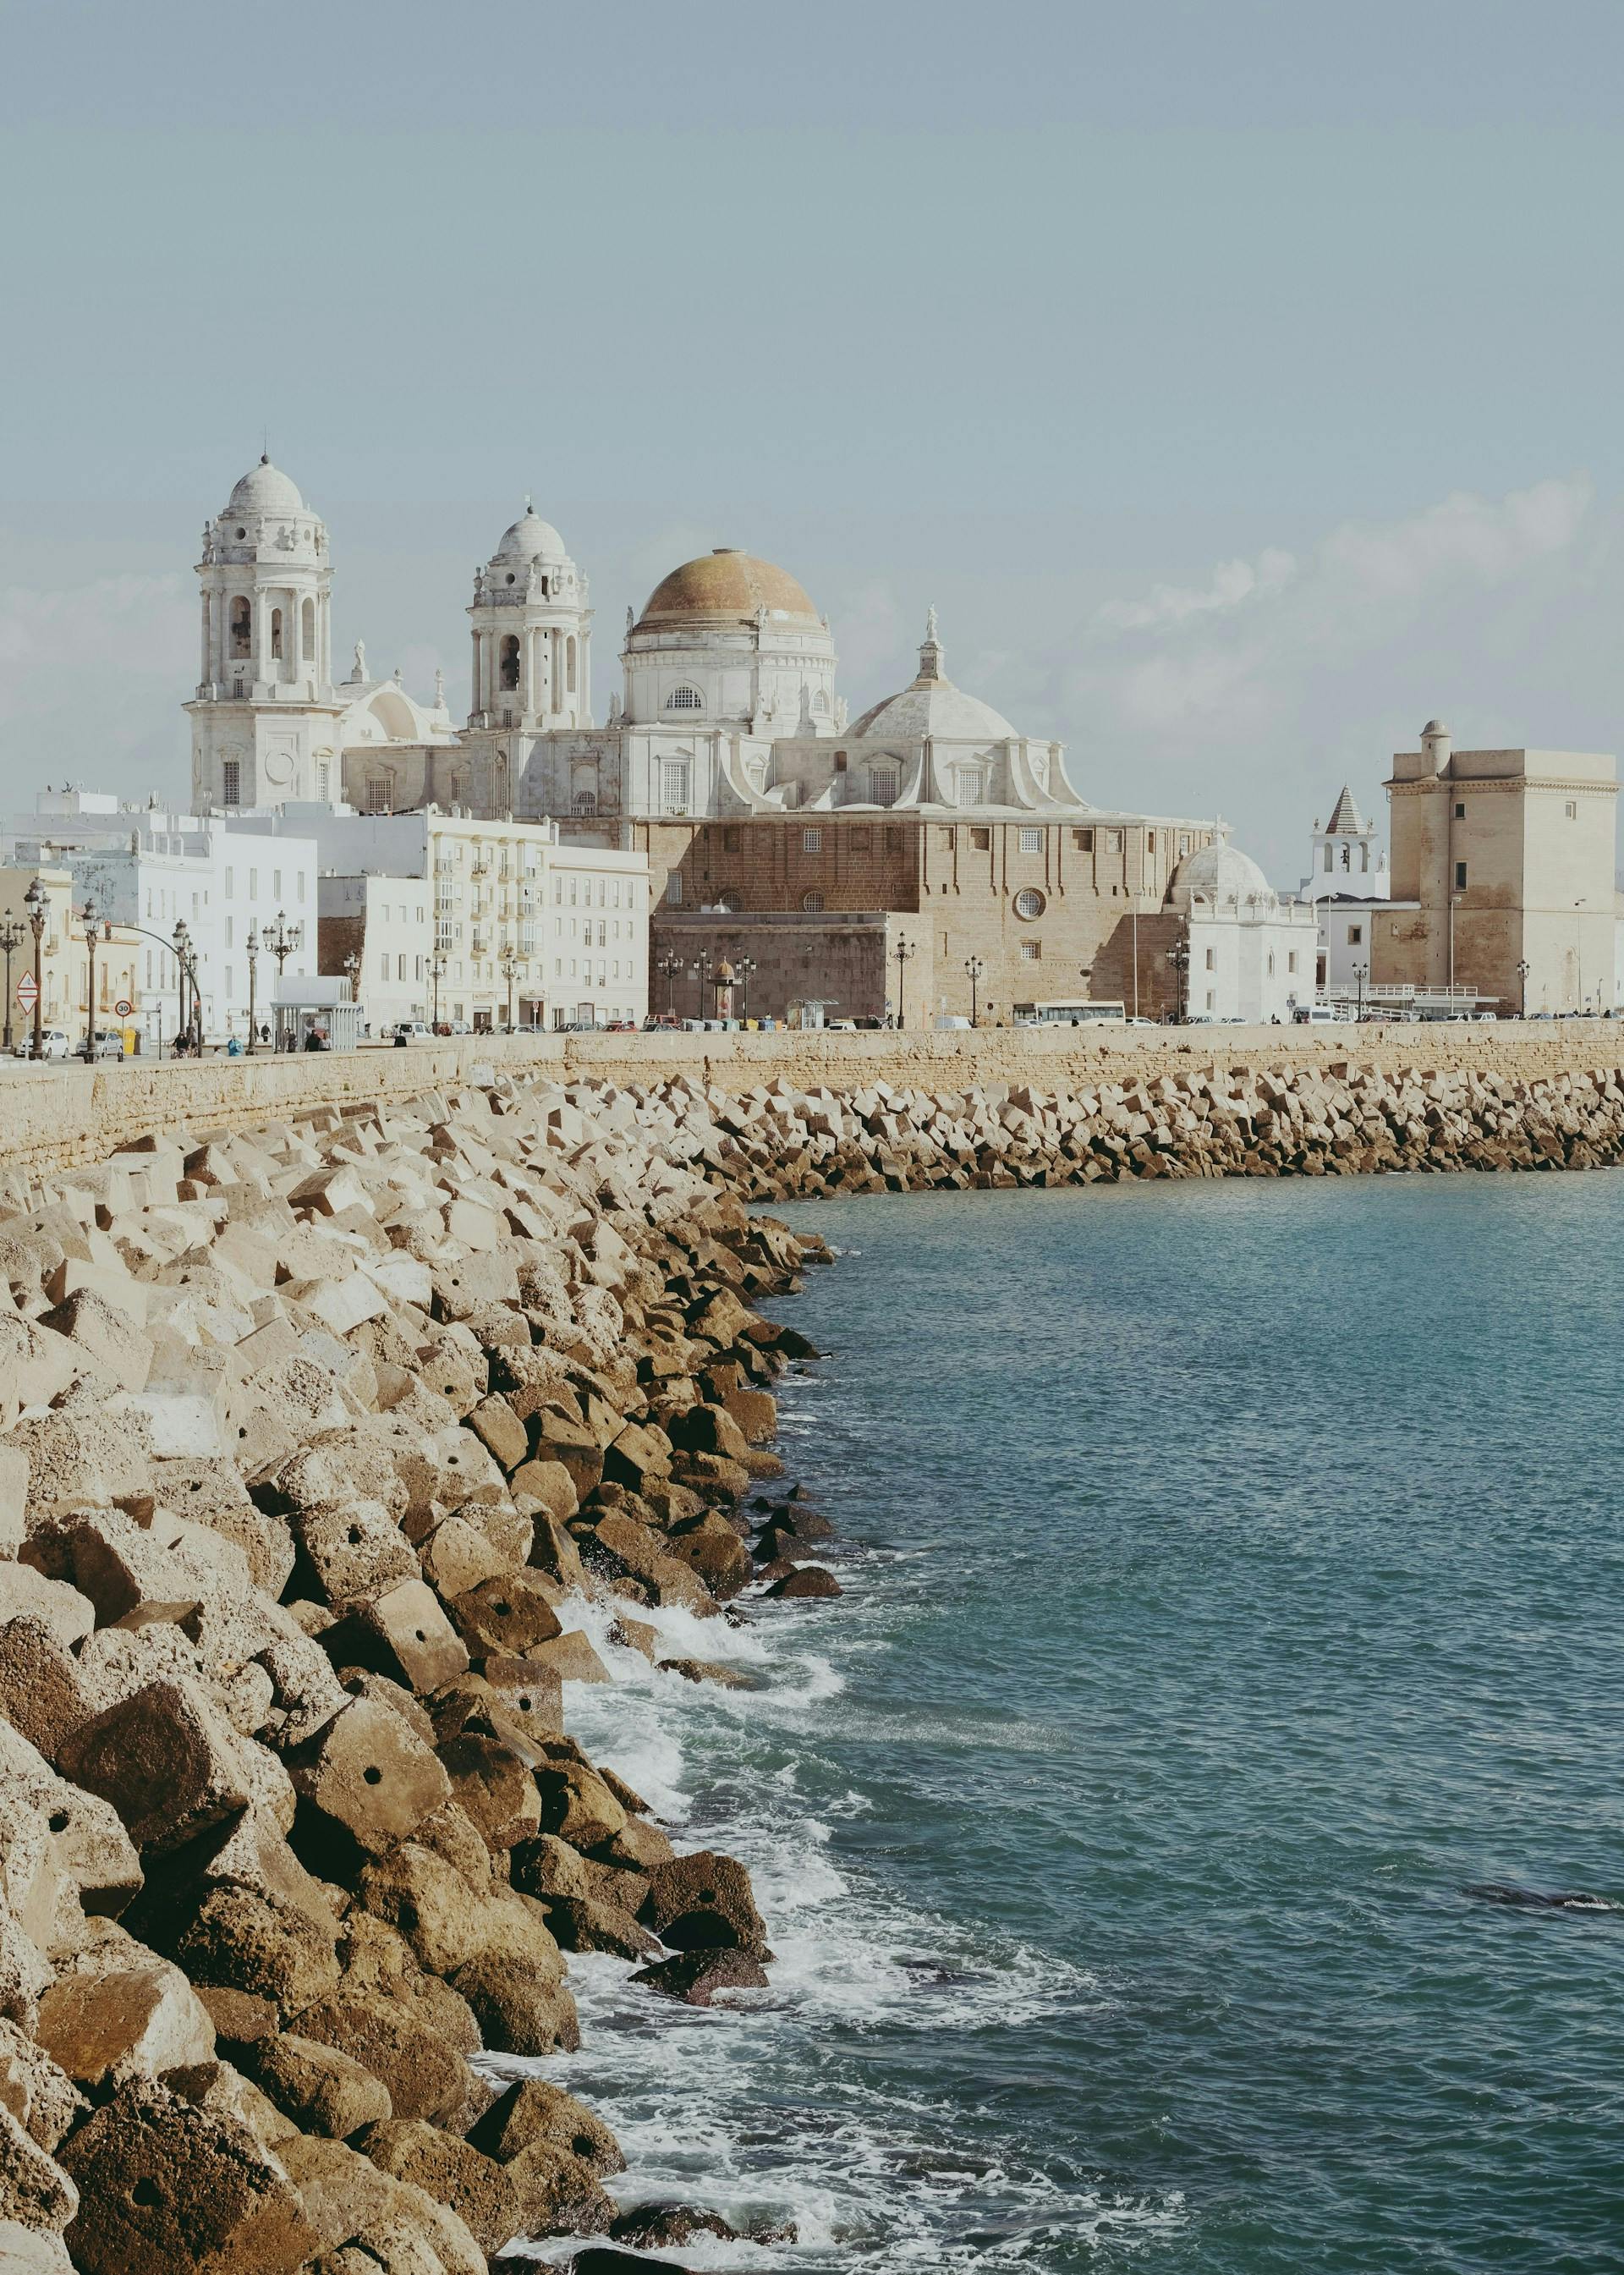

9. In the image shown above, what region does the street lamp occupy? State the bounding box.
[244,921,261,1054]
[656,950,683,1018]
[429,949,446,1030]
[0,914,22,1057]
[734,954,756,1024]
[499,947,520,1030]
[1352,960,1368,1024]
[1166,935,1190,1023]
[964,954,985,1026]
[79,898,111,1062]
[1517,957,1530,1019]
[263,909,303,1048]
[892,936,915,1029]
[24,879,46,1062]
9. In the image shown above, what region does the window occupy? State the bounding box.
[222,761,240,806]
[1106,830,1123,854]
[1178,833,1191,857]
[566,637,577,694]
[1204,948,1215,971]
[1566,800,1577,819]
[802,891,825,913]
[297,873,305,902]
[803,827,822,853]
[666,874,683,905]
[834,750,848,773]
[398,953,406,981]
[301,598,315,661]
[499,635,520,691]
[667,685,703,711]
[366,779,391,814]
[1288,952,1298,975]
[1323,844,1334,873]
[272,869,282,898]
[973,827,991,850]
[1205,990,1215,1011]
[230,597,251,657]
[1021,940,1040,961]
[1347,924,1363,946]
[662,760,691,813]
[224,917,233,948]
[1013,887,1045,920]
[270,608,283,660]
[870,767,897,806]
[1074,828,1094,851]
[378,953,389,982]
[1146,831,1156,852]
[1267,952,1276,976]
[1455,861,1468,890]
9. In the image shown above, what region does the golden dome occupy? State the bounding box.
[634,548,820,632]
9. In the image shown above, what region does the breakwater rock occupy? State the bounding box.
[621,1059,1624,1195]
[0,1068,831,2272]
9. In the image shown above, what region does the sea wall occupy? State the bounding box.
[5,1019,1624,1179]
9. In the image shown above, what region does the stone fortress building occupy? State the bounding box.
[184,455,1314,1026]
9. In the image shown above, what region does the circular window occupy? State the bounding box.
[802,891,825,914]
[1014,887,1046,920]
[235,526,245,538]
[506,573,516,585]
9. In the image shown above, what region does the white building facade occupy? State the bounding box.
[1168,839,1319,1022]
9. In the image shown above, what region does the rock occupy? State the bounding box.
[337,1576,469,1695]
[287,1698,452,1857]
[511,1459,580,1524]
[59,2076,319,2275]
[55,1679,250,1856]
[630,1948,770,2005]
[436,1733,540,1851]
[291,1998,473,2127]
[239,2033,392,2140]
[523,1629,613,1685]
[277,2130,485,2275]
[447,1570,562,1657]
[0,2099,76,2235]
[352,2118,531,2256]
[0,2220,74,2272]
[465,1394,529,1473]
[544,1894,661,1959]
[35,1957,216,2091]
[764,1563,842,1599]
[353,1843,493,1977]
[447,1949,580,2055]
[172,1884,341,2014]
[639,1849,768,1958]
[0,1570,96,1655]
[289,1500,416,1612]
[572,2249,695,2274]
[610,2202,742,2249]
[0,2019,83,2151]
[657,1657,756,1690]
[533,1758,628,1850]
[469,2075,625,2176]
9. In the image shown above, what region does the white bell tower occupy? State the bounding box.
[1308,784,1388,899]
[186,457,343,811]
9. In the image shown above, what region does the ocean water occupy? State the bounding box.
[508,1173,1624,2273]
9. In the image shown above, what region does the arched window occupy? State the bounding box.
[573,789,597,815]
[566,637,577,694]
[499,635,520,691]
[270,607,283,660]
[667,685,703,711]
[301,598,315,662]
[230,597,251,658]
[802,890,825,913]
[812,689,828,714]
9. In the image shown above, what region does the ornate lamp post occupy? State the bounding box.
[79,897,111,1062]
[499,947,520,1030]
[429,950,446,1030]
[1517,957,1530,1019]
[1166,936,1190,1023]
[0,914,22,1057]
[964,954,985,1026]
[1352,961,1368,1023]
[656,951,683,1018]
[689,951,714,1022]
[892,936,915,1029]
[172,920,203,1051]
[24,879,46,1062]
[263,910,303,1048]
[245,921,261,1053]
[734,954,756,1024]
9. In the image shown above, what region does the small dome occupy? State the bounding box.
[848,680,1018,744]
[493,504,568,564]
[226,455,306,517]
[1169,839,1276,910]
[1421,718,1450,737]
[635,550,821,631]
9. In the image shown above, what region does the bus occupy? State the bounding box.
[1017,999,1128,1026]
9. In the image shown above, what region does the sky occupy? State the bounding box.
[4,0,1624,882]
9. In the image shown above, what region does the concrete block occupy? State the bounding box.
[56,1679,251,1855]
[0,1571,95,1654]
[36,1957,215,2091]
[288,1697,452,1855]
[447,1572,562,1659]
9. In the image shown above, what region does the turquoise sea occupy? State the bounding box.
[526,1173,1624,2272]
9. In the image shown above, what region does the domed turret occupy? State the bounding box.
[621,547,838,733]
[467,497,591,731]
[225,455,306,518]
[1169,838,1276,911]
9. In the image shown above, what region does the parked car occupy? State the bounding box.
[14,1029,71,1060]
[392,1022,432,1041]
[89,1030,125,1058]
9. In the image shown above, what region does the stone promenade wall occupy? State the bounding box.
[4,1021,1624,1178]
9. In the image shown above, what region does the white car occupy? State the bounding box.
[14,1029,71,1060]
[392,1022,432,1042]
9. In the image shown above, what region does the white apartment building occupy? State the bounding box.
[5,794,315,1046]
[232,806,649,1029]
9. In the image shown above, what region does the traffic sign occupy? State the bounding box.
[15,974,37,1009]
[113,997,133,1018]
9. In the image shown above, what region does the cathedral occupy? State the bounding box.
[187,455,1241,1024]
